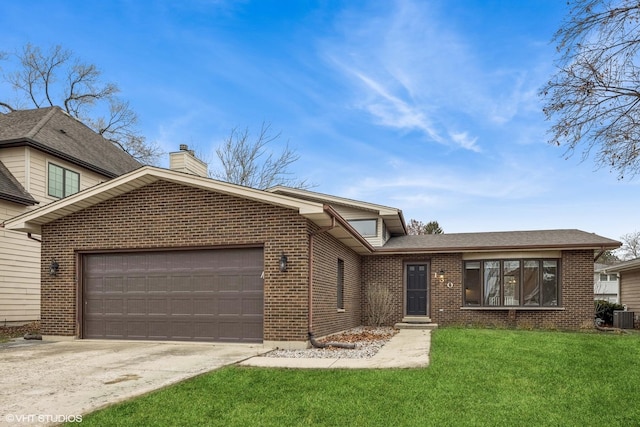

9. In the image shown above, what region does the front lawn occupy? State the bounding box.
[78,328,640,426]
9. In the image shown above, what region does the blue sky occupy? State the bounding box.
[1,1,638,241]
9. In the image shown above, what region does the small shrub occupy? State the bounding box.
[365,282,395,326]
[541,321,558,331]
[594,300,624,325]
[516,321,535,331]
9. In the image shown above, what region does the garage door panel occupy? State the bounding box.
[149,276,170,292]
[243,296,263,314]
[104,320,125,338]
[104,298,125,315]
[243,276,263,292]
[85,299,103,315]
[148,320,171,339]
[83,248,263,343]
[171,320,205,340]
[104,277,124,292]
[148,299,168,315]
[219,296,241,315]
[105,255,125,272]
[171,298,194,315]
[127,320,148,339]
[192,275,215,291]
[127,299,147,315]
[126,276,147,292]
[193,299,217,315]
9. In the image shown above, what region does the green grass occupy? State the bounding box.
[77,329,640,426]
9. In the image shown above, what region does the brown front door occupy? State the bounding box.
[406,264,428,316]
[82,248,264,343]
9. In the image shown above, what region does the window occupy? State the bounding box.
[348,219,377,237]
[48,163,80,198]
[337,259,345,309]
[464,259,559,307]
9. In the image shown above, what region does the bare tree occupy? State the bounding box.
[540,0,640,179]
[0,44,160,164]
[407,219,443,235]
[618,230,640,260]
[211,122,308,189]
[596,249,620,264]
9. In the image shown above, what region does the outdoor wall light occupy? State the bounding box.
[49,258,59,276]
[279,253,288,272]
[435,269,445,283]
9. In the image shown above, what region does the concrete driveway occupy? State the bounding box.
[0,339,269,426]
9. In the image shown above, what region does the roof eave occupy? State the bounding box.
[0,193,39,206]
[3,166,328,234]
[604,259,640,273]
[322,204,375,254]
[0,138,121,178]
[374,242,621,255]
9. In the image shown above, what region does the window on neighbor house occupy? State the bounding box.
[463,259,559,307]
[348,219,377,237]
[48,163,80,198]
[337,259,345,309]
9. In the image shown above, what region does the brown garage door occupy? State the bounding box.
[82,248,263,343]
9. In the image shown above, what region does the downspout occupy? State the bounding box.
[1,222,41,243]
[307,213,355,349]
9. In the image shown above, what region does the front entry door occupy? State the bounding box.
[406,264,429,316]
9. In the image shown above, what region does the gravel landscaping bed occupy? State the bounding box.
[265,327,398,359]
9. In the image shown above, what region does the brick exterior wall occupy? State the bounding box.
[39,178,597,340]
[362,250,595,330]
[40,181,312,341]
[310,230,361,337]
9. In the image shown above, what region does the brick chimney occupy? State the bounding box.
[169,144,208,177]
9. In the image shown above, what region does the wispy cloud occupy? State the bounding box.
[319,0,545,153]
[349,70,445,144]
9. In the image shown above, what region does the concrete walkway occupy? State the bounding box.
[241,328,432,369]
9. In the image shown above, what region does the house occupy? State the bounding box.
[0,107,140,324]
[601,258,640,326]
[3,163,620,347]
[594,263,619,303]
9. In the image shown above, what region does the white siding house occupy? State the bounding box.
[594,263,620,303]
[0,107,140,324]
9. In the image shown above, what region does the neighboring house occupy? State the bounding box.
[594,263,619,303]
[3,163,620,347]
[0,107,140,324]
[601,258,640,326]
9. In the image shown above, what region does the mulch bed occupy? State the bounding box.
[319,327,398,346]
[0,321,40,339]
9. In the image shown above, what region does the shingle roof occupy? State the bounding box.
[603,257,640,273]
[0,107,141,177]
[380,229,620,253]
[0,160,38,205]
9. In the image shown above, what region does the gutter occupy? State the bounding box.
[374,243,621,255]
[0,193,39,206]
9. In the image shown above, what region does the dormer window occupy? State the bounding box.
[48,163,80,198]
[348,219,377,237]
